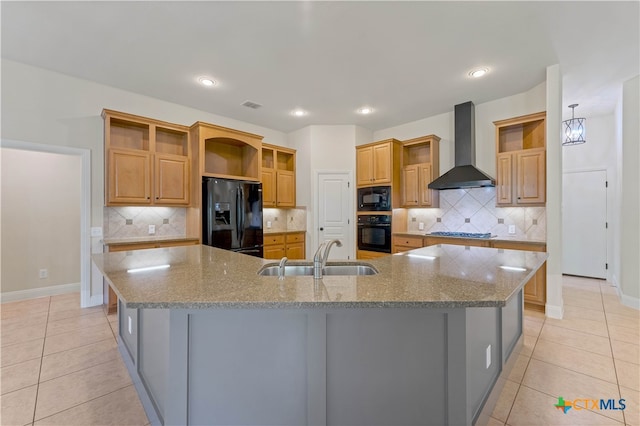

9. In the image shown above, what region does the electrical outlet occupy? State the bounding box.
[267,221,272,229]
[148,224,156,234]
[39,269,48,279]
[128,316,132,334]
[90,227,102,237]
[418,222,425,230]
[508,225,516,234]
[486,345,492,369]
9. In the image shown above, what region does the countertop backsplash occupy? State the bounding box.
[263,207,307,232]
[104,206,187,239]
[406,187,546,241]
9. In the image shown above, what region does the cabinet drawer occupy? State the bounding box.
[424,237,490,248]
[392,235,423,248]
[107,239,198,252]
[491,241,546,252]
[285,232,305,243]
[264,234,285,245]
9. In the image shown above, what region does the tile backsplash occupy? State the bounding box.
[406,187,546,240]
[263,208,307,231]
[104,206,186,238]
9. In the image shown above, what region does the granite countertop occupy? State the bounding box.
[92,244,547,310]
[263,229,306,235]
[103,236,200,246]
[395,231,546,245]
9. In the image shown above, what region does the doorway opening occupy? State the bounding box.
[1,139,92,307]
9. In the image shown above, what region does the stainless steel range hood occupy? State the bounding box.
[428,101,495,190]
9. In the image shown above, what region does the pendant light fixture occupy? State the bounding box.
[562,104,586,145]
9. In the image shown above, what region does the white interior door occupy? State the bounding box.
[317,172,353,260]
[562,170,607,279]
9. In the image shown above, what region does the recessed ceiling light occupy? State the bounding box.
[468,68,489,78]
[291,108,307,117]
[357,107,374,115]
[197,76,217,87]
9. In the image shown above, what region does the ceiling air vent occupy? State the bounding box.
[241,100,262,109]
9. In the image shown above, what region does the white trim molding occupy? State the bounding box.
[545,303,564,319]
[0,139,93,307]
[619,289,640,310]
[1,283,81,303]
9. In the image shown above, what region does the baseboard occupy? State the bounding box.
[545,303,564,319]
[619,290,640,310]
[1,282,80,303]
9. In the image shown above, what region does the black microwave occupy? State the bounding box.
[357,186,391,211]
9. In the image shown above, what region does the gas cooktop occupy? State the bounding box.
[428,232,493,239]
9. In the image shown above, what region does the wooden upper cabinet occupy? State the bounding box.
[261,144,296,208]
[400,135,440,208]
[401,165,419,206]
[496,153,513,205]
[356,139,401,186]
[372,143,392,183]
[276,170,295,207]
[155,154,190,204]
[191,121,263,181]
[419,164,434,206]
[109,149,151,204]
[356,145,375,186]
[516,149,545,204]
[261,168,277,207]
[103,110,190,207]
[494,112,546,206]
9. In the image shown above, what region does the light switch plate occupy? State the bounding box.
[148,225,156,234]
[508,225,516,234]
[418,222,425,230]
[90,227,102,237]
[267,221,272,229]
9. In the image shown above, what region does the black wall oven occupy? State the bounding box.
[357,186,391,211]
[357,214,392,253]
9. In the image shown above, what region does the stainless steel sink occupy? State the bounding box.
[257,262,378,277]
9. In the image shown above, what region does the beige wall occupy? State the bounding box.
[1,59,286,301]
[1,148,81,293]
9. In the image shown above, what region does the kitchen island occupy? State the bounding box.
[92,244,547,426]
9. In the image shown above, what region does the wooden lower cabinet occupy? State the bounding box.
[392,235,424,253]
[424,236,491,248]
[357,250,389,260]
[394,234,547,312]
[264,232,305,260]
[103,239,199,314]
[490,240,547,312]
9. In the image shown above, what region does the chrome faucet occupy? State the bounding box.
[313,239,342,279]
[278,256,288,279]
[322,239,343,269]
[313,242,327,279]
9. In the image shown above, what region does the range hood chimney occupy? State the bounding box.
[428,101,495,190]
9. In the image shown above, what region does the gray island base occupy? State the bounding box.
[92,244,547,426]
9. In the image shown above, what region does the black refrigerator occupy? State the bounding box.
[202,177,264,257]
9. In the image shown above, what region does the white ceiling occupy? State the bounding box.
[2,1,638,133]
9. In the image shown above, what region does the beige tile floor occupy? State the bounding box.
[1,292,149,426]
[484,275,640,426]
[1,275,638,426]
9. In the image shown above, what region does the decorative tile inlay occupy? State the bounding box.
[263,208,307,232]
[104,207,186,239]
[406,187,545,240]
